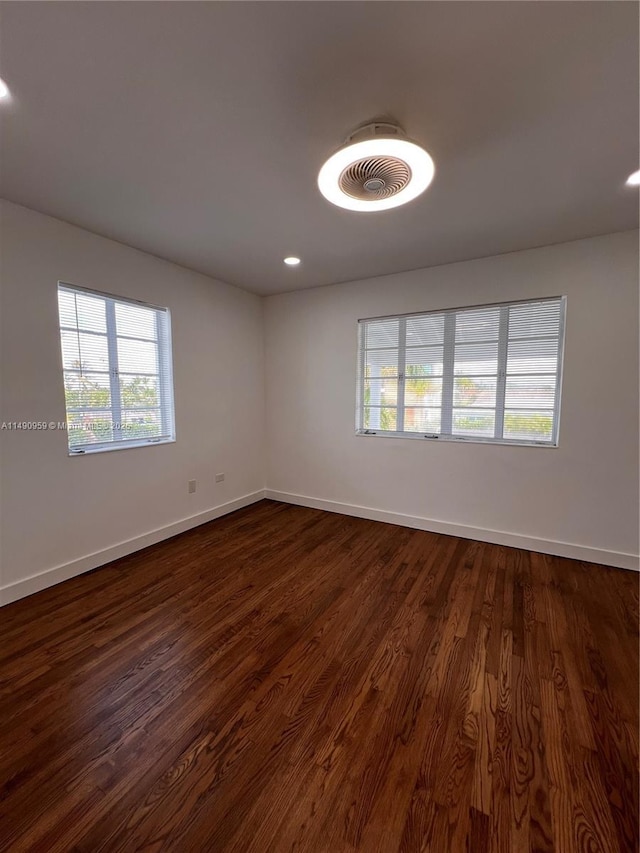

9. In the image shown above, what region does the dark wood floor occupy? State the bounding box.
[0,500,638,852]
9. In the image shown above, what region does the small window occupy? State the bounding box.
[356,296,565,446]
[57,283,175,454]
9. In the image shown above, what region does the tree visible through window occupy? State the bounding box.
[357,297,565,446]
[57,284,175,453]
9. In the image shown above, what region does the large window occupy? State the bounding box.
[57,283,175,454]
[356,297,565,446]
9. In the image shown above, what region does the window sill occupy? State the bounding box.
[68,438,176,456]
[355,431,557,448]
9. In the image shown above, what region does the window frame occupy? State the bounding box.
[356,296,566,448]
[57,282,176,456]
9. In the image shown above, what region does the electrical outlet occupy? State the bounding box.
[215,473,225,483]
[188,479,197,494]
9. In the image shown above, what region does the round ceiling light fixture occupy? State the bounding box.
[626,169,640,187]
[317,120,435,212]
[283,256,301,266]
[0,77,10,99]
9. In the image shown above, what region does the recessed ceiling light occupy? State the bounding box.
[318,121,435,213]
[284,256,301,266]
[0,77,10,99]
[626,169,640,187]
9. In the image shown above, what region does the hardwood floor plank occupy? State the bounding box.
[0,500,637,852]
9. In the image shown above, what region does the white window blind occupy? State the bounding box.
[57,283,175,454]
[356,296,565,446]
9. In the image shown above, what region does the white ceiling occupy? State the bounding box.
[1,2,637,296]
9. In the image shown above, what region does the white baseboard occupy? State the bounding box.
[3,485,637,607]
[0,490,267,606]
[265,489,640,572]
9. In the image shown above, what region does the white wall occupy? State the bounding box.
[264,231,639,569]
[1,206,637,607]
[0,201,265,603]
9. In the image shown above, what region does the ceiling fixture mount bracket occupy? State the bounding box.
[318,119,434,212]
[342,120,407,146]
